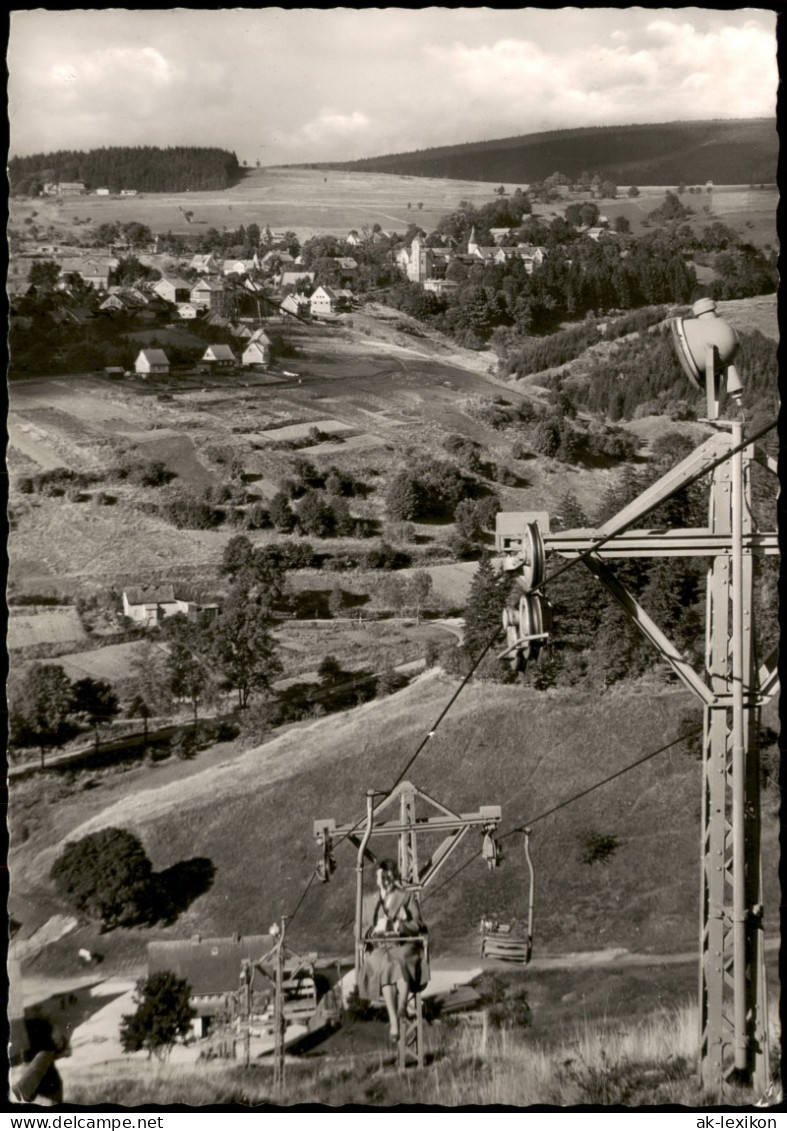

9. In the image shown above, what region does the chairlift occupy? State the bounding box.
[314,781,503,1068]
[480,828,535,965]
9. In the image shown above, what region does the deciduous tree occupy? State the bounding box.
[120,973,195,1060]
[50,828,154,929]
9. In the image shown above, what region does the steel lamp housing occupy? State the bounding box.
[670,298,741,417]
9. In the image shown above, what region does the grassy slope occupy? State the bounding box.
[13,671,779,973]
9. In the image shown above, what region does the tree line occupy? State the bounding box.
[9,146,242,195]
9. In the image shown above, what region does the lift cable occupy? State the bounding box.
[285,627,503,925]
[283,414,776,926]
[422,724,703,904]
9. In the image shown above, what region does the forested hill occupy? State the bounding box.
[317,119,777,186]
[8,147,242,195]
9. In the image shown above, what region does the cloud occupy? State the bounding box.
[298,109,371,146]
[7,10,778,163]
[422,18,776,136]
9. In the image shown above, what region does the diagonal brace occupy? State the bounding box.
[582,554,715,706]
[595,432,732,538]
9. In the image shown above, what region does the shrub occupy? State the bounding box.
[162,494,222,530]
[245,503,272,530]
[472,972,532,1030]
[577,830,619,867]
[361,543,411,570]
[170,728,198,760]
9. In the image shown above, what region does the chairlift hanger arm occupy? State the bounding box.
[417,827,471,887]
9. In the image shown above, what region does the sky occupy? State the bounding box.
[8,8,779,164]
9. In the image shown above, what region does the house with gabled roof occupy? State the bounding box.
[223,258,259,277]
[123,586,219,627]
[279,293,310,319]
[190,277,226,314]
[309,285,341,316]
[59,256,115,290]
[123,585,180,625]
[190,253,222,274]
[134,348,170,376]
[280,270,315,291]
[153,276,193,304]
[176,302,199,320]
[242,329,272,368]
[201,344,237,370]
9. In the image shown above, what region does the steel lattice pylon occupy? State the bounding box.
[497,422,778,1094]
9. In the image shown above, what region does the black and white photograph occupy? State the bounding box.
[6,7,780,1111]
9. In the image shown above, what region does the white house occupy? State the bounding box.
[242,330,272,367]
[309,285,340,316]
[95,188,111,197]
[123,585,181,626]
[123,586,218,627]
[176,303,199,319]
[134,349,170,376]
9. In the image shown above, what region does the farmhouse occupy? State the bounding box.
[153,276,192,304]
[190,277,226,314]
[122,586,219,627]
[310,284,351,316]
[190,253,221,275]
[59,256,116,290]
[147,936,335,1040]
[134,349,170,376]
[150,937,272,1037]
[95,188,111,196]
[201,344,237,370]
[280,270,315,290]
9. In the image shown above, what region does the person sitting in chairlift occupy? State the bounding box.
[359,858,429,1042]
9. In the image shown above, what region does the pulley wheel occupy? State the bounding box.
[520,523,546,590]
[502,606,521,669]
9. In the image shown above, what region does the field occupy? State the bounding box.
[6,304,613,595]
[9,166,778,249]
[8,606,87,651]
[10,166,523,242]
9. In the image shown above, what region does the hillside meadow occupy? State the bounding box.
[12,671,780,978]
